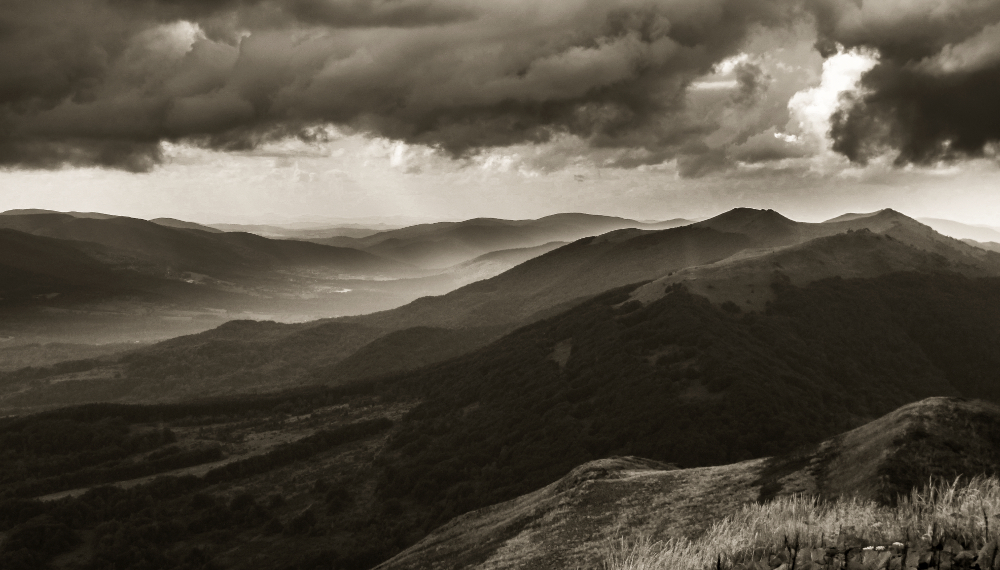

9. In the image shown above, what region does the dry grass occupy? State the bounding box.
[604,476,1000,570]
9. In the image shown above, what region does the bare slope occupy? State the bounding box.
[378,398,1000,570]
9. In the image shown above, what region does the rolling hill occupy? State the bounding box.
[208,223,394,240]
[918,217,1000,243]
[8,208,999,411]
[311,213,693,268]
[965,239,1000,254]
[355,208,1000,332]
[0,228,139,298]
[0,211,414,280]
[0,211,435,347]
[150,218,223,233]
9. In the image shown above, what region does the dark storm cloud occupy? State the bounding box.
[108,0,473,27]
[807,0,1000,164]
[0,0,798,172]
[283,0,475,27]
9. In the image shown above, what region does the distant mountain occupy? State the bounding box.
[633,223,1000,310]
[431,241,567,287]
[0,212,414,280]
[378,397,1000,570]
[966,239,1000,253]
[350,225,752,331]
[208,223,386,240]
[150,218,223,233]
[0,211,439,348]
[0,209,118,219]
[918,217,1000,243]
[362,208,1000,329]
[311,213,693,269]
[16,207,995,408]
[823,211,881,223]
[0,229,126,296]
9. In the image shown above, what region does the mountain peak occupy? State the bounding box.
[690,208,799,247]
[699,208,796,227]
[0,209,118,220]
[823,208,913,224]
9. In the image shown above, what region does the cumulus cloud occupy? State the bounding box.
[0,0,798,171]
[807,0,1000,164]
[786,47,878,159]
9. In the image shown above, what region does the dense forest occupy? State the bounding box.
[4,271,1000,569]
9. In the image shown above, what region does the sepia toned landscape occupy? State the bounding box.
[4,0,1000,569]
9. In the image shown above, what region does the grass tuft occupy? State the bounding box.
[604,476,1000,570]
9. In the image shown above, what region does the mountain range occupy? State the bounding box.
[3,206,1000,570]
[308,214,693,268]
[4,207,999,412]
[0,210,667,348]
[0,211,411,280]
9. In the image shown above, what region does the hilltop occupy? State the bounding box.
[378,397,1000,569]
[633,209,1000,309]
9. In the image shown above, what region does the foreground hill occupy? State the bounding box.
[3,391,998,570]
[379,397,1000,569]
[312,213,692,268]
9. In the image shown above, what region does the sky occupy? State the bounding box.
[2,0,1000,225]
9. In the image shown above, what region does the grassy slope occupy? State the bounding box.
[381,398,1000,570]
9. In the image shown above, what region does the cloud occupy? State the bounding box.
[807,0,1000,164]
[8,0,998,175]
[786,46,878,157]
[0,0,798,171]
[729,129,810,163]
